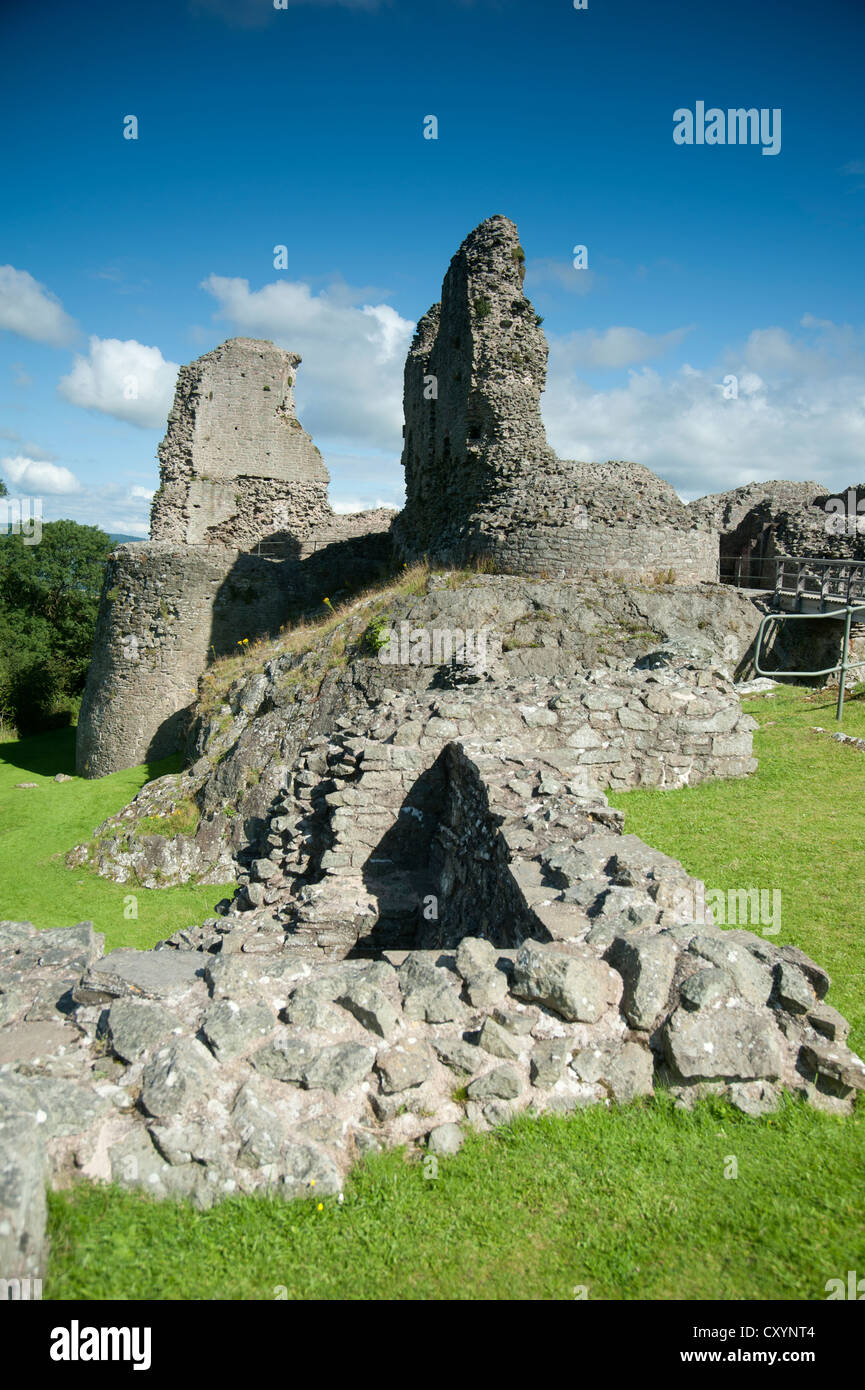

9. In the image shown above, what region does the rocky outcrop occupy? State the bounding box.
[69,571,763,889]
[392,215,717,582]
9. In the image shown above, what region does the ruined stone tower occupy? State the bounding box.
[76,339,391,778]
[151,338,331,548]
[393,214,717,582]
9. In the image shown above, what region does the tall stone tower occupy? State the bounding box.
[393,214,556,561]
[392,214,717,582]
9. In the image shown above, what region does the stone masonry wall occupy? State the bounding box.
[77,335,394,778]
[692,479,865,588]
[75,523,393,779]
[151,338,332,547]
[392,216,717,582]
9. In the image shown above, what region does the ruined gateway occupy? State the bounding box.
[2,216,863,1280]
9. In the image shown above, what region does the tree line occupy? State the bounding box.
[0,482,114,737]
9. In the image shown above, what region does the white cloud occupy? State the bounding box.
[201,274,413,455]
[58,337,179,428]
[331,497,398,513]
[555,324,694,370]
[130,484,155,502]
[0,266,77,347]
[1,455,81,495]
[524,258,596,296]
[542,315,865,499]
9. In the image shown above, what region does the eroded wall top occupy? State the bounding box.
[150,337,332,547]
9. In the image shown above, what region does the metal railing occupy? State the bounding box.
[751,557,865,720]
[773,556,865,610]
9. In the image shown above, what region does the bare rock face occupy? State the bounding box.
[151,337,332,549]
[392,216,717,582]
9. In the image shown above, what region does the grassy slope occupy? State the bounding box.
[6,686,864,1300]
[0,728,233,950]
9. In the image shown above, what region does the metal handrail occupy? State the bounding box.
[753,605,865,720]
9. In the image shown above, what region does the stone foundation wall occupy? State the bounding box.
[76,522,394,778]
[464,518,718,583]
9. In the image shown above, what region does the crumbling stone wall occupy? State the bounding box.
[692,479,865,588]
[392,215,717,582]
[151,338,331,547]
[76,338,393,778]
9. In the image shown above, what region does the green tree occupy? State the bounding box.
[0,520,113,734]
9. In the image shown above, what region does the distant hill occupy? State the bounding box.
[109,533,148,544]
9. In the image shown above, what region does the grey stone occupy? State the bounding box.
[105,999,182,1064]
[76,947,204,1004]
[205,955,266,1000]
[478,1016,523,1061]
[530,1039,571,1087]
[465,971,509,1009]
[231,1082,287,1168]
[687,934,773,1008]
[511,943,620,1023]
[282,1144,342,1199]
[605,933,677,1029]
[807,1001,849,1044]
[455,937,498,982]
[302,1042,376,1094]
[427,1122,464,1156]
[773,961,816,1015]
[149,1119,226,1167]
[728,1081,780,1117]
[571,1041,654,1104]
[0,1072,111,1140]
[777,944,830,1000]
[402,982,465,1024]
[251,858,279,881]
[798,1041,865,1095]
[482,1100,514,1127]
[281,991,346,1031]
[491,1006,537,1036]
[336,983,399,1038]
[252,1036,317,1084]
[0,985,30,1026]
[679,967,737,1011]
[431,1037,481,1075]
[466,1066,522,1101]
[139,1039,217,1119]
[664,1005,786,1082]
[376,1042,434,1093]
[201,999,274,1061]
[0,1113,48,1279]
[28,923,105,972]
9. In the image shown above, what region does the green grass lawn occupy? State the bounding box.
[4,688,864,1300]
[0,727,233,950]
[45,1095,863,1302]
[609,681,865,1054]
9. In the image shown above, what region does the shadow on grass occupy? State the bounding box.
[0,726,183,782]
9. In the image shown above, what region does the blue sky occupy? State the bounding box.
[2,0,864,534]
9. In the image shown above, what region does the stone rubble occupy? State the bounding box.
[2,775,863,1279]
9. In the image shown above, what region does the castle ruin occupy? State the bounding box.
[392,215,719,582]
[77,215,860,780]
[76,340,392,778]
